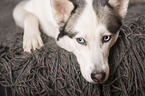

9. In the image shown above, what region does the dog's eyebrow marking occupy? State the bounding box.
[106,3,113,10]
[57,29,77,41]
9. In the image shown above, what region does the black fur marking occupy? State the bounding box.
[57,31,67,41]
[93,0,109,6]
[107,16,122,34]
[69,0,79,14]
[93,0,109,11]
[93,0,122,34]
[106,3,114,10]
[57,0,86,41]
[107,22,122,34]
[57,27,77,41]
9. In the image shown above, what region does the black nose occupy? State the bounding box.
[91,71,106,82]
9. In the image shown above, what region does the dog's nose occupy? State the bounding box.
[91,71,106,82]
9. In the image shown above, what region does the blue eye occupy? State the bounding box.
[76,38,87,45]
[103,35,112,43]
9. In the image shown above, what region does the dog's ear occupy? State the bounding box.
[109,0,129,19]
[51,0,74,24]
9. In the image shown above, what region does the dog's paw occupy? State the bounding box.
[23,32,44,53]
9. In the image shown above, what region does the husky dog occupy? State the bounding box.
[13,0,129,83]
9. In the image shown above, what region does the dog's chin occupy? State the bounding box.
[86,78,108,84]
[91,78,108,84]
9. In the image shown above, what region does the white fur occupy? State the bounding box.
[13,0,128,83]
[13,0,59,52]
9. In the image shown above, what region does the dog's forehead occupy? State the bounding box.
[58,0,121,40]
[75,2,121,32]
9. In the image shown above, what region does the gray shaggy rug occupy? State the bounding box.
[0,0,145,96]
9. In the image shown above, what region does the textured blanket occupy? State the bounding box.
[0,0,145,96]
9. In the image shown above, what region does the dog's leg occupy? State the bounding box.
[13,1,43,52]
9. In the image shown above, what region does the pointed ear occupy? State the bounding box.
[109,0,129,19]
[51,0,74,23]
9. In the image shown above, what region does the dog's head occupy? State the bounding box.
[51,0,129,83]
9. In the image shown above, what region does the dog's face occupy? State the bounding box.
[51,0,129,83]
